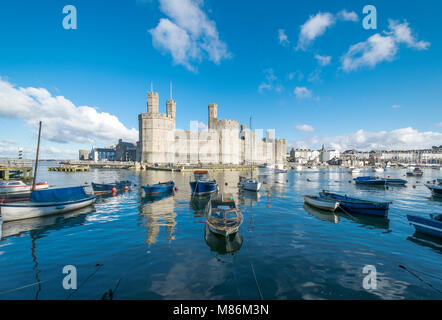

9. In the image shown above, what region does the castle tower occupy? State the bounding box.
[147,91,159,114]
[208,103,218,129]
[166,99,176,119]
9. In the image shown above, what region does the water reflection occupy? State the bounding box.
[304,204,340,224]
[190,194,212,217]
[204,225,243,255]
[139,192,176,244]
[238,190,260,206]
[407,233,442,254]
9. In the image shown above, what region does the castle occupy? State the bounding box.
[137,89,286,165]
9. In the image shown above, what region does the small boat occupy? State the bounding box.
[354,176,386,186]
[274,163,287,173]
[319,191,390,217]
[426,184,442,197]
[189,171,218,196]
[407,213,442,239]
[349,167,361,174]
[142,181,174,196]
[386,178,408,186]
[437,178,442,185]
[373,167,384,173]
[406,167,423,177]
[0,186,96,222]
[304,195,339,212]
[239,176,261,192]
[91,180,131,194]
[0,180,49,194]
[206,194,243,237]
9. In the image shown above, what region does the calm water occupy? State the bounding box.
[1,164,441,300]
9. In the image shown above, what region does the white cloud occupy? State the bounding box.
[287,71,304,81]
[0,77,138,145]
[278,29,289,45]
[296,12,335,50]
[436,122,442,127]
[292,127,442,151]
[341,20,430,72]
[314,54,331,66]
[258,68,283,93]
[337,10,358,22]
[294,86,312,99]
[296,124,315,133]
[392,104,400,109]
[149,0,230,71]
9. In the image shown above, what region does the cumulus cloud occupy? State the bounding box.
[296,124,315,133]
[296,12,335,50]
[278,29,289,45]
[337,10,358,22]
[292,127,442,151]
[341,20,430,72]
[287,71,304,81]
[314,54,331,66]
[392,104,400,109]
[0,77,138,144]
[149,0,230,71]
[294,86,312,99]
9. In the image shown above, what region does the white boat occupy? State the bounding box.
[373,167,384,173]
[304,195,339,212]
[206,194,243,237]
[0,181,48,194]
[274,163,287,173]
[0,186,96,222]
[239,176,261,192]
[294,165,303,171]
[349,168,361,174]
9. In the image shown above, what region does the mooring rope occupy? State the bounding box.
[0,280,49,296]
[65,263,104,300]
[399,265,442,294]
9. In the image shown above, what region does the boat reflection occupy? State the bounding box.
[304,203,340,224]
[139,191,177,244]
[238,189,260,206]
[1,206,93,240]
[407,233,442,254]
[204,224,243,255]
[190,194,212,217]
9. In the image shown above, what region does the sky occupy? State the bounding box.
[0,0,441,159]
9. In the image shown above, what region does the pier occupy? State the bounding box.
[48,165,90,172]
[0,166,34,181]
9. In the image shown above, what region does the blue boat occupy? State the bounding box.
[354,176,386,186]
[189,170,218,196]
[426,184,442,197]
[407,213,442,239]
[142,181,175,196]
[91,180,132,194]
[319,191,391,217]
[386,178,408,186]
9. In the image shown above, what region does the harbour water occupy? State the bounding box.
[1,164,441,299]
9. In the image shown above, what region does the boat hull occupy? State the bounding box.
[0,197,96,222]
[304,196,338,212]
[190,181,218,196]
[407,214,442,239]
[92,181,131,194]
[142,181,174,196]
[239,177,261,192]
[0,182,48,194]
[426,184,442,197]
[320,191,389,217]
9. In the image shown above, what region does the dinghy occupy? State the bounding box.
[142,181,174,196]
[239,176,261,192]
[91,180,131,194]
[426,184,442,197]
[319,191,390,217]
[190,171,218,196]
[386,178,408,186]
[304,195,339,212]
[206,194,243,237]
[407,213,442,239]
[0,186,96,222]
[0,180,48,194]
[406,167,423,177]
[354,176,386,186]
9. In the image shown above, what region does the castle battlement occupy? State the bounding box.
[138,89,286,165]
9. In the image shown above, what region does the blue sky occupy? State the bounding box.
[0,0,441,158]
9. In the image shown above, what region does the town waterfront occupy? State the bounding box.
[0,164,441,299]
